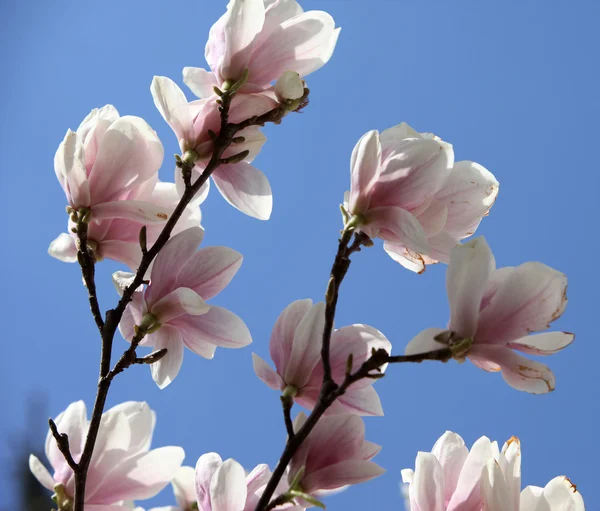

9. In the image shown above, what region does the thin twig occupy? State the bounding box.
[280,395,295,440]
[75,218,104,332]
[265,493,289,511]
[48,419,78,472]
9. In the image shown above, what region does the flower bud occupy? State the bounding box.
[275,71,305,101]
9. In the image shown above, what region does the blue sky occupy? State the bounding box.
[1,0,599,509]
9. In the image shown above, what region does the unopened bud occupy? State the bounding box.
[222,150,250,164]
[139,348,168,364]
[275,71,305,101]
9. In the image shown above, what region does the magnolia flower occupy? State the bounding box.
[118,227,252,388]
[151,76,274,220]
[130,467,196,511]
[289,413,384,500]
[402,431,584,511]
[252,299,391,416]
[405,237,573,393]
[49,181,203,271]
[345,123,498,273]
[29,401,184,509]
[401,431,498,510]
[54,104,169,224]
[195,453,279,511]
[182,0,339,99]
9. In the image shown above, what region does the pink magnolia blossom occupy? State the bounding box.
[131,466,196,511]
[195,453,285,511]
[288,413,384,498]
[345,123,498,273]
[118,227,252,388]
[405,237,573,394]
[54,104,170,224]
[49,181,203,271]
[182,0,340,99]
[402,431,584,511]
[151,76,275,220]
[29,401,184,509]
[252,299,391,416]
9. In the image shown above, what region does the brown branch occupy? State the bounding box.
[280,395,295,440]
[75,215,104,333]
[48,419,78,472]
[66,88,303,511]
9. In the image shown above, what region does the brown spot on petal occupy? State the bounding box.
[157,213,168,220]
[564,477,578,493]
[506,435,520,448]
[550,286,568,322]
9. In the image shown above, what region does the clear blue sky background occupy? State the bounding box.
[1,1,599,509]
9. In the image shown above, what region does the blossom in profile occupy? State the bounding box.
[195,453,280,511]
[288,413,384,499]
[253,299,391,416]
[405,237,573,393]
[151,76,274,220]
[54,104,168,224]
[345,123,498,273]
[29,401,184,508]
[182,0,340,99]
[401,431,584,511]
[118,227,252,388]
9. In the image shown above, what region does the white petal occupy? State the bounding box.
[447,237,494,338]
[405,328,446,356]
[148,326,185,389]
[210,459,248,511]
[48,233,77,263]
[212,162,272,220]
[183,67,218,98]
[29,454,55,490]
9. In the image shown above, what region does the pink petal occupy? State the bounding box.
[417,199,448,237]
[210,459,248,511]
[151,76,195,151]
[423,230,460,264]
[77,105,119,142]
[302,460,385,494]
[29,454,55,491]
[365,206,429,254]
[370,138,454,211]
[196,453,223,510]
[252,353,284,391]
[54,129,90,207]
[335,385,384,416]
[88,116,164,205]
[383,242,427,274]
[92,200,170,224]
[146,227,204,307]
[227,95,278,125]
[270,298,313,375]
[212,162,272,220]
[183,67,219,99]
[95,446,185,502]
[175,164,211,202]
[508,332,574,356]
[436,160,499,239]
[468,345,556,394]
[447,237,495,338]
[284,302,325,388]
[348,130,382,214]
[175,246,243,300]
[379,122,421,147]
[147,326,185,389]
[151,287,210,323]
[328,324,391,389]
[48,233,77,263]
[119,291,146,342]
[431,432,469,506]
[476,262,568,344]
[249,11,339,85]
[405,328,446,356]
[209,0,265,82]
[447,436,494,511]
[171,305,252,350]
[409,452,445,511]
[100,240,145,273]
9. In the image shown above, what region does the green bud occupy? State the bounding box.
[139,313,160,333]
[222,150,250,164]
[289,489,326,509]
[344,214,365,232]
[182,149,199,165]
[282,384,298,398]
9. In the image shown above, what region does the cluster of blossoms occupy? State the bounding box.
[33,0,585,509]
[401,431,584,511]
